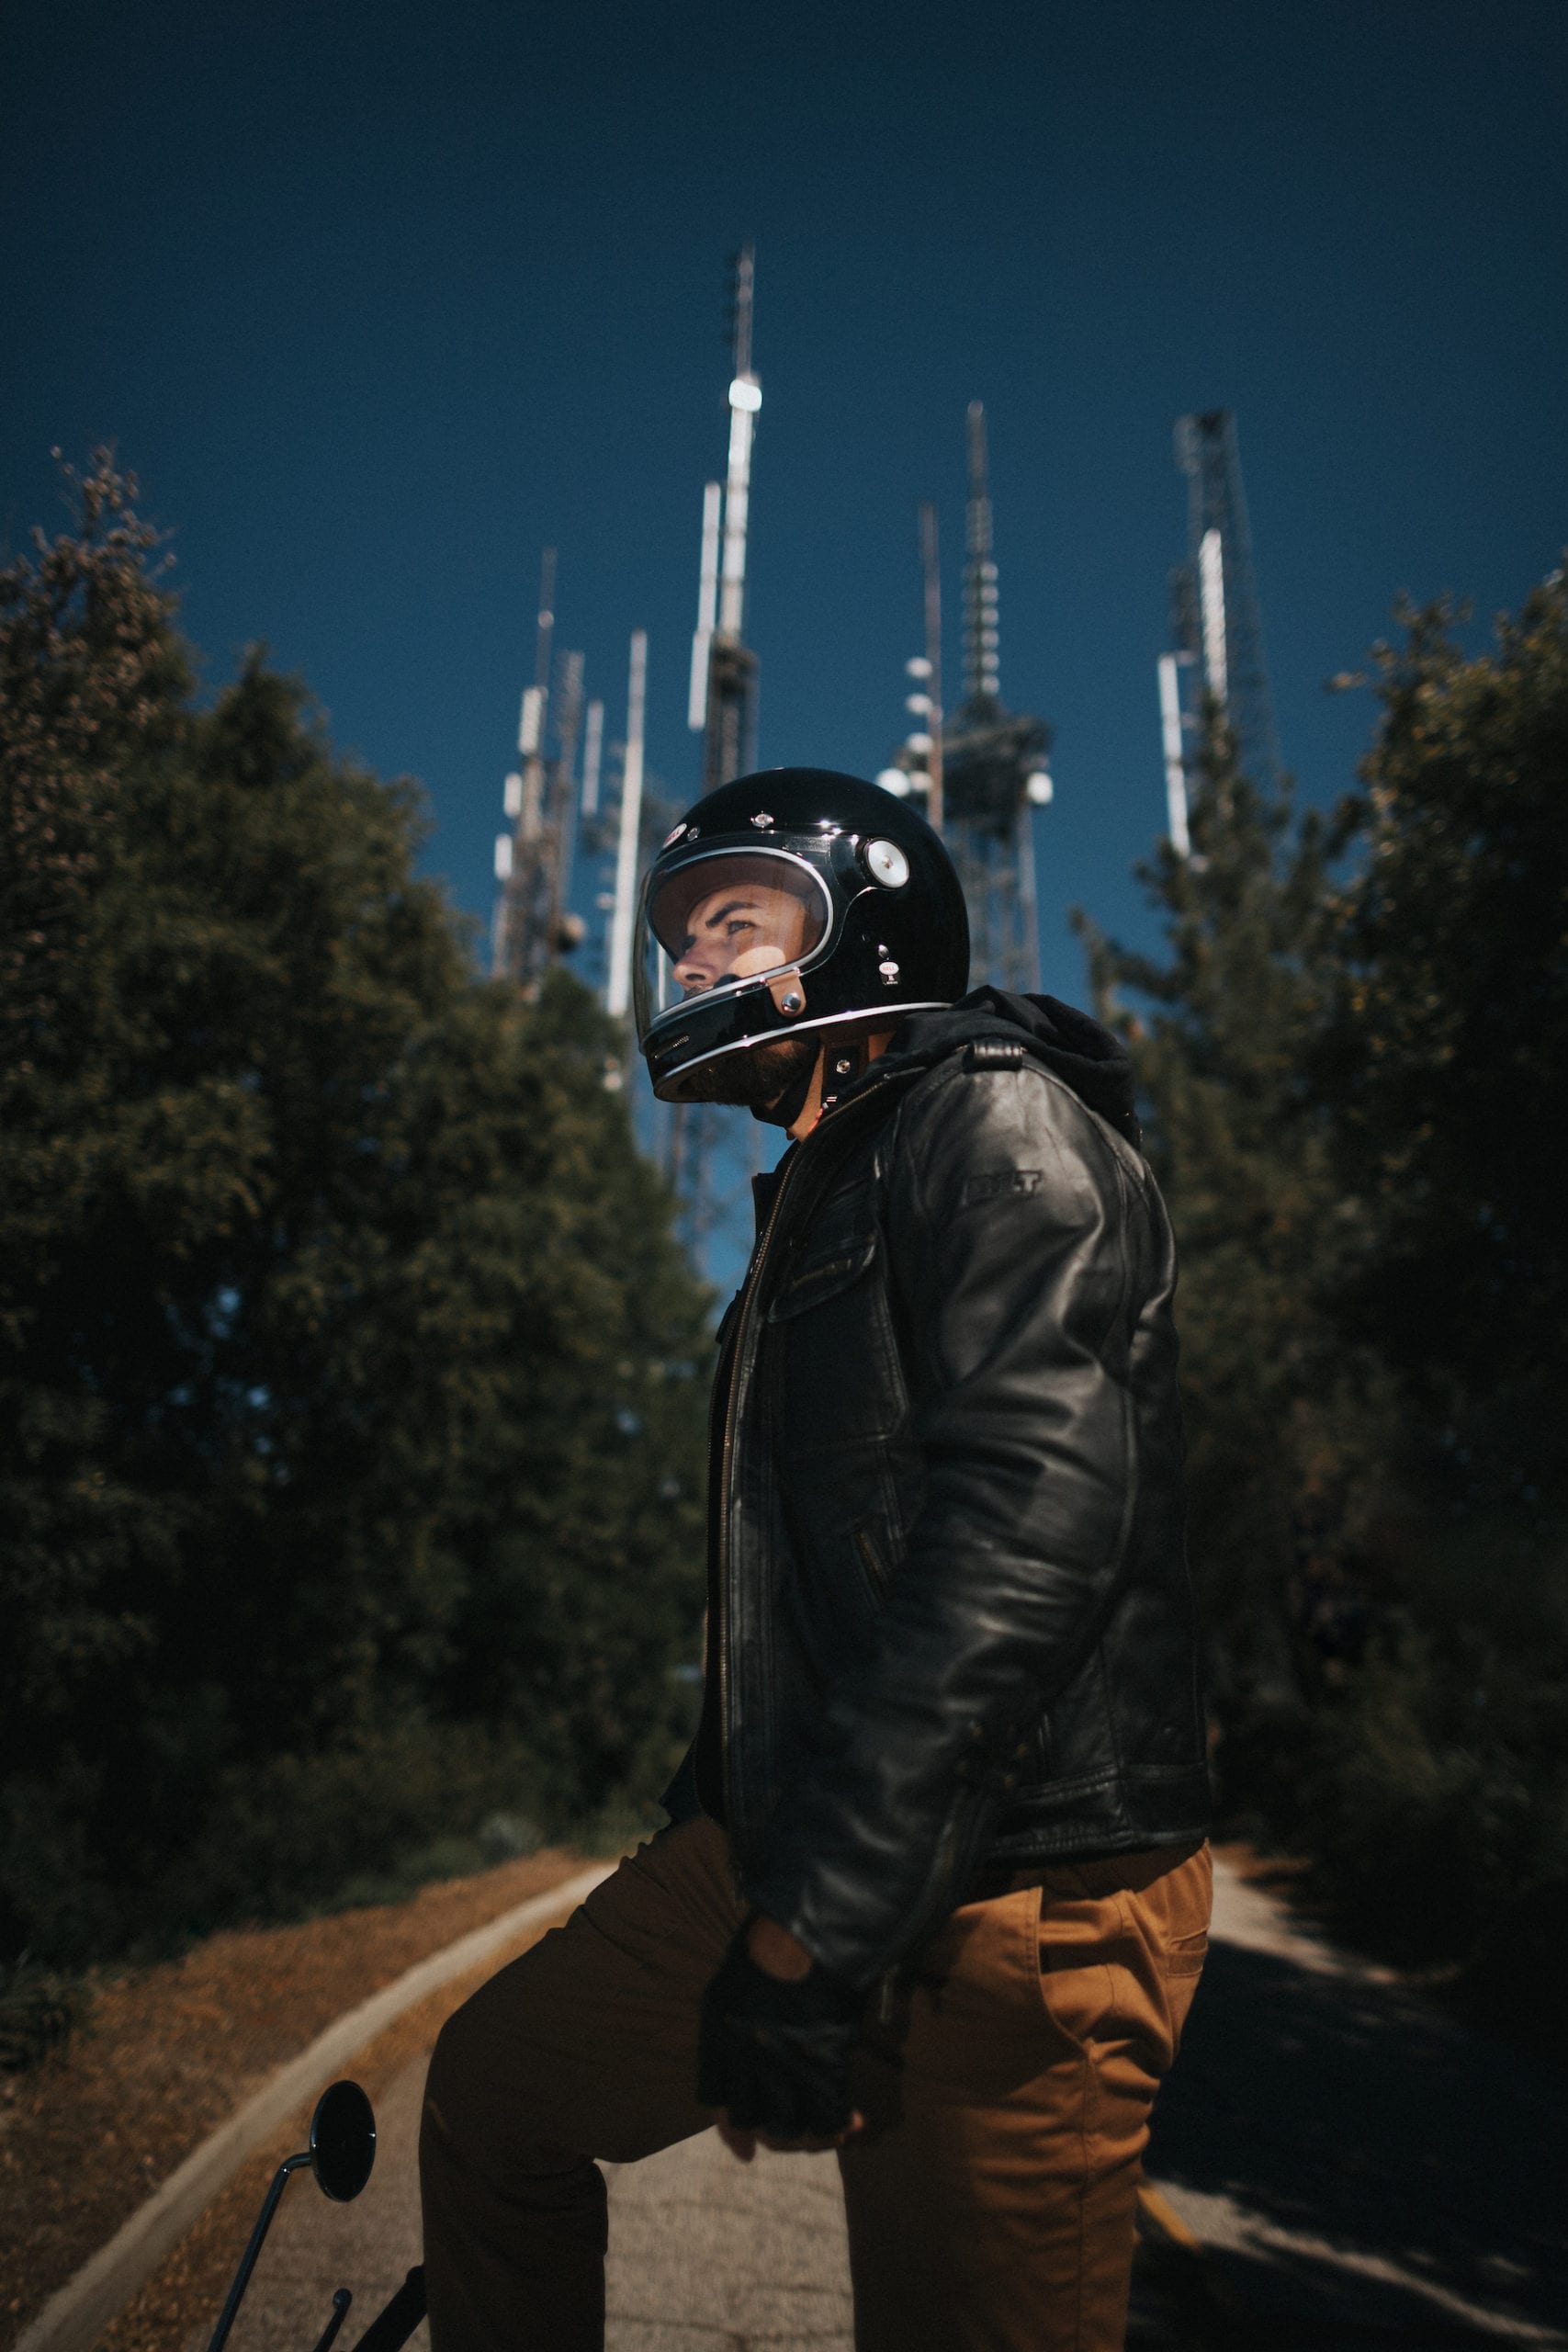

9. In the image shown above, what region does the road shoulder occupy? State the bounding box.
[1,1850,599,2352]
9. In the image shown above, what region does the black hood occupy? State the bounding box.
[871,987,1143,1151]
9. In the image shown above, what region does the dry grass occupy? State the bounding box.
[0,1850,590,2348]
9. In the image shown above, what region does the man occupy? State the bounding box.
[421,770,1211,2352]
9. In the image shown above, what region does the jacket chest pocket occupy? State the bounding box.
[767,1226,902,1453]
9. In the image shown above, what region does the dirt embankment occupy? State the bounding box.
[0,1849,591,2349]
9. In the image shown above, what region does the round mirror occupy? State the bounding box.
[310,2080,377,2203]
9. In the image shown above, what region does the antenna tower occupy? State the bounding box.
[689,244,761,792]
[880,403,1054,989]
[605,630,649,1020]
[670,247,771,1280]
[1157,410,1281,852]
[491,550,590,983]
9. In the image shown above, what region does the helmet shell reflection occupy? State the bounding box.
[634,770,970,1103]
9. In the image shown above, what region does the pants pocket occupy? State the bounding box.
[1163,1925,1209,1979]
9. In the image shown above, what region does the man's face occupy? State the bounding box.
[673,879,809,999]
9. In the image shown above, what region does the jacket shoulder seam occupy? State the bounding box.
[897,1057,1137,1216]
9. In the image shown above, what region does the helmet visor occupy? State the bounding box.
[635,850,831,1044]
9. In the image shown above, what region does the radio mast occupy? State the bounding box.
[491,550,591,986]
[604,629,648,1020]
[1156,410,1281,852]
[880,404,1053,989]
[670,247,770,1279]
[689,244,761,792]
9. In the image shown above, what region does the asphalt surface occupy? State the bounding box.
[203,1860,1568,2351]
[1142,1866,1568,2347]
[200,2060,854,2352]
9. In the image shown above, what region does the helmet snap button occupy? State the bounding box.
[866,839,910,888]
[780,988,805,1015]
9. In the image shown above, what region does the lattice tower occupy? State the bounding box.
[491,551,591,986]
[1170,409,1282,794]
[880,403,1054,990]
[690,244,761,796]
[670,246,772,1277]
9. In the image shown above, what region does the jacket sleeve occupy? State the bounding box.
[744,1062,1148,1986]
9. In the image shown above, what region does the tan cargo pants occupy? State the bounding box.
[420,1816,1210,2352]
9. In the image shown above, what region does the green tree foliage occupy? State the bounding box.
[1079,577,1568,2035]
[1324,573,1568,1491]
[1075,719,1395,1733]
[1308,577,1568,2008]
[0,460,708,1964]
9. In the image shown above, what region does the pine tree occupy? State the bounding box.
[1078,595,1568,2016]
[1074,716,1396,1794]
[0,459,709,1961]
[1300,574,1568,1996]
[1323,571,1568,1500]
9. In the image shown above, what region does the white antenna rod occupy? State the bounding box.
[718,386,760,639]
[696,479,722,636]
[606,630,647,1019]
[718,244,760,642]
[1158,652,1191,858]
[581,697,604,817]
[688,480,723,729]
[1199,526,1228,707]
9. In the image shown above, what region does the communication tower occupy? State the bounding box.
[670,245,771,1276]
[879,403,1054,989]
[491,551,590,984]
[604,629,649,1020]
[1156,410,1281,853]
[689,244,761,792]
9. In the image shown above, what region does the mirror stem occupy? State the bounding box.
[206,2153,311,2352]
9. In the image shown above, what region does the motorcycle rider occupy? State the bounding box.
[420,768,1212,2352]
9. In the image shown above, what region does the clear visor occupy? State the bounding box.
[637,850,831,1039]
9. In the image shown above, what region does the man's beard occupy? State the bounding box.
[680,1035,818,1109]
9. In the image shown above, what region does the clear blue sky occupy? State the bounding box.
[4,0,1564,1005]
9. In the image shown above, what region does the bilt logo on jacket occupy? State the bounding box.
[962,1168,1043,1205]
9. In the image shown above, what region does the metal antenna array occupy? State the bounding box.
[669,245,773,1277]
[880,403,1055,990]
[963,400,999,707]
[491,550,592,985]
[1157,410,1282,854]
[605,629,649,1019]
[689,244,761,793]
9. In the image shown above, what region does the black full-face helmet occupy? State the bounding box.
[634,767,970,1102]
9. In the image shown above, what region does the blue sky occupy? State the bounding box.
[4,0,1564,1006]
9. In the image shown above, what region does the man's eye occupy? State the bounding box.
[725,918,755,937]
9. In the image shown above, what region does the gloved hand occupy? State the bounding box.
[697,1924,865,2143]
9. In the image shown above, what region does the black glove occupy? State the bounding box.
[698,1925,865,2142]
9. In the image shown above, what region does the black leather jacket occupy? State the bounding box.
[673,989,1209,1990]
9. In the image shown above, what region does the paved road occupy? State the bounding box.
[210,1860,1568,2350]
[207,2058,854,2351]
[1145,1865,1568,2346]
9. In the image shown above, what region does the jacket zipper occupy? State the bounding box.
[852,1522,892,1601]
[715,1086,890,1843]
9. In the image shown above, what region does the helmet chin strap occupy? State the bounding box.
[750,1043,821,1131]
[748,1030,873,1132]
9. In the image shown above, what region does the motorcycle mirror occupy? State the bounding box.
[207,2083,378,2352]
[310,2080,377,2203]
